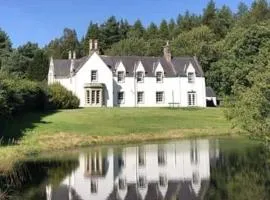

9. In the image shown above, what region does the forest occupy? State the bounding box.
[1,0,270,136]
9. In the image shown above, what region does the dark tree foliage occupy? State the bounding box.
[0,28,12,69]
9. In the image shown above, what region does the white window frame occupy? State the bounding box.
[156,71,163,83]
[156,91,164,104]
[91,70,98,82]
[118,177,127,190]
[118,91,125,104]
[137,92,144,104]
[117,71,125,83]
[138,146,146,166]
[188,72,195,83]
[91,179,98,193]
[188,91,196,106]
[159,174,168,187]
[138,176,147,189]
[136,71,144,83]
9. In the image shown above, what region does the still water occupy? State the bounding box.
[1,138,270,200]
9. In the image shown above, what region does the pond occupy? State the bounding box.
[1,138,270,200]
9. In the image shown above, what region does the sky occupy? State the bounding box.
[0,0,253,48]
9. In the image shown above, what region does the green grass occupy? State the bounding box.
[0,107,237,172]
[23,107,229,135]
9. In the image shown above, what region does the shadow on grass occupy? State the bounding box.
[0,110,58,145]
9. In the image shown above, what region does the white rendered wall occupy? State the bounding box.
[74,53,113,107]
[52,54,206,108]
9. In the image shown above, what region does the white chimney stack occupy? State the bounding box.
[163,41,172,62]
[68,50,72,60]
[94,39,98,50]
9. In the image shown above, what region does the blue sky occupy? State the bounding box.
[0,0,253,48]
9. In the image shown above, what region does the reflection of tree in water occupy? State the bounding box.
[0,159,79,200]
[205,144,270,200]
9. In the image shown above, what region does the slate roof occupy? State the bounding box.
[52,54,204,78]
[206,87,216,97]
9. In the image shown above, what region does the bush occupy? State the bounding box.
[0,76,47,120]
[48,83,80,109]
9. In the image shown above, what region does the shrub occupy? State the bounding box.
[0,76,47,120]
[48,83,80,109]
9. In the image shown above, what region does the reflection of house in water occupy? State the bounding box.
[46,140,219,200]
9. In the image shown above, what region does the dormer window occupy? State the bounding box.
[188,72,195,83]
[91,70,98,82]
[137,71,144,83]
[117,71,125,83]
[156,72,163,83]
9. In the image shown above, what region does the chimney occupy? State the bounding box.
[94,39,98,50]
[73,51,76,59]
[68,50,72,60]
[89,39,100,55]
[89,39,93,52]
[163,41,172,62]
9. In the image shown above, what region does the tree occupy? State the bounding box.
[83,22,100,55]
[100,16,121,51]
[250,0,270,22]
[0,28,12,69]
[45,38,62,58]
[171,25,215,56]
[127,19,145,38]
[237,1,249,18]
[45,28,80,59]
[159,20,169,40]
[60,28,80,59]
[145,22,159,40]
[27,49,49,81]
[214,5,234,38]
[106,37,147,56]
[202,0,217,28]
[119,19,130,40]
[168,19,176,39]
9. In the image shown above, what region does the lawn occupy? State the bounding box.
[0,107,236,172]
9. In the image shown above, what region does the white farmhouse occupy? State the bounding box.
[45,139,219,200]
[48,40,206,107]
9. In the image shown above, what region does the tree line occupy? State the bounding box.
[1,0,270,136]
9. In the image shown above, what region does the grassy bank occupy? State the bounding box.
[0,107,237,172]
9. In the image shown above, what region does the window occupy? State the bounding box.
[138,146,145,166]
[138,176,147,189]
[137,71,144,82]
[91,70,98,82]
[118,92,125,104]
[190,141,198,164]
[117,71,125,82]
[159,175,167,187]
[86,90,90,104]
[137,92,144,104]
[188,72,195,83]
[119,178,126,190]
[158,146,166,165]
[156,72,163,83]
[91,179,98,193]
[192,172,200,185]
[188,92,196,106]
[156,92,164,103]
